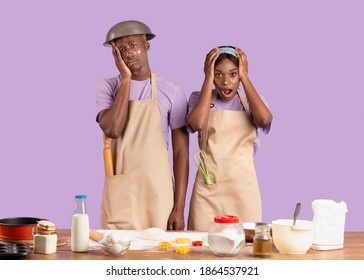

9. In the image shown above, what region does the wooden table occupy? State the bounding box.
[23,230,364,260]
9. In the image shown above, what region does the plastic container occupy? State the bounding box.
[208,215,245,256]
[253,224,272,257]
[71,195,89,253]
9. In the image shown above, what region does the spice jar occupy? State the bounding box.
[208,215,245,256]
[253,224,272,257]
[33,220,57,255]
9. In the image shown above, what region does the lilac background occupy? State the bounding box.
[0,0,363,231]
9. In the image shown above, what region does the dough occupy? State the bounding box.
[139,227,167,240]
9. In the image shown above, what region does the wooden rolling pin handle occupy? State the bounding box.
[89,229,103,242]
[103,134,114,176]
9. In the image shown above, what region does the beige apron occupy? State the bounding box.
[101,72,174,230]
[188,89,262,231]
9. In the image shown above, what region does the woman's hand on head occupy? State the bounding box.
[204,47,220,79]
[111,42,132,78]
[235,47,249,80]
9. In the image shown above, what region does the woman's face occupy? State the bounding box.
[213,58,239,101]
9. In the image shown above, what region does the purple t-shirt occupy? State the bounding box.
[96,73,188,148]
[187,90,271,154]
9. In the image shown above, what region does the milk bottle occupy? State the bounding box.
[71,195,89,252]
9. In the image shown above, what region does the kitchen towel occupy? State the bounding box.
[311,199,348,250]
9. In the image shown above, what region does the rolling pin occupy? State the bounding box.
[89,229,103,242]
[103,134,114,176]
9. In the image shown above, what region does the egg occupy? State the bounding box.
[100,233,110,245]
[108,232,122,244]
[109,244,123,255]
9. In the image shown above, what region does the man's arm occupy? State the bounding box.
[98,77,131,138]
[98,42,132,139]
[167,126,189,230]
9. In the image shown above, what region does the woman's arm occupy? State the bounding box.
[236,48,273,128]
[187,48,220,132]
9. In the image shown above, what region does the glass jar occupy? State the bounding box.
[33,220,57,255]
[208,215,245,256]
[253,224,272,257]
[71,195,89,253]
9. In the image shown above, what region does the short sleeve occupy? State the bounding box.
[186,91,201,133]
[257,95,271,135]
[96,78,118,115]
[169,86,188,130]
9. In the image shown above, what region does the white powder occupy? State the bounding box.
[208,228,245,255]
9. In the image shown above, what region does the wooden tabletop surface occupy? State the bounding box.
[22,230,364,260]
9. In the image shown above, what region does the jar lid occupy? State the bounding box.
[214,215,239,223]
[255,224,270,233]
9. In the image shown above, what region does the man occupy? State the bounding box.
[96,20,189,230]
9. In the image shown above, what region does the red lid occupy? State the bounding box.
[214,215,239,223]
[192,241,202,246]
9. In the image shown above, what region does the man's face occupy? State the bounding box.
[114,35,150,74]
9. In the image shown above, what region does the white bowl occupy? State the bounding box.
[272,219,314,254]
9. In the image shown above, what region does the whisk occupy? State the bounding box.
[193,150,213,185]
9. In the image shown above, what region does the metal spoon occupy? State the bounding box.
[293,203,301,226]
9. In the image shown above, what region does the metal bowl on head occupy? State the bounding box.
[103,20,155,46]
[240,222,272,242]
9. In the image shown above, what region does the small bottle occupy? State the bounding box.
[253,224,272,257]
[71,195,89,252]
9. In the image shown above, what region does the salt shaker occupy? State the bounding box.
[208,215,245,256]
[71,194,89,252]
[253,224,272,257]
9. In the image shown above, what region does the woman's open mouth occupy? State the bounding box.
[221,89,233,95]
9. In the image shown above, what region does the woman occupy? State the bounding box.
[187,46,273,231]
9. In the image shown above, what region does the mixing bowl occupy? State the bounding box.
[272,219,314,254]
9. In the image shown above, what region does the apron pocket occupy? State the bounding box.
[204,182,220,194]
[103,174,132,226]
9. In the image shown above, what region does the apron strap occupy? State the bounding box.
[210,90,218,107]
[151,71,157,100]
[236,89,250,112]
